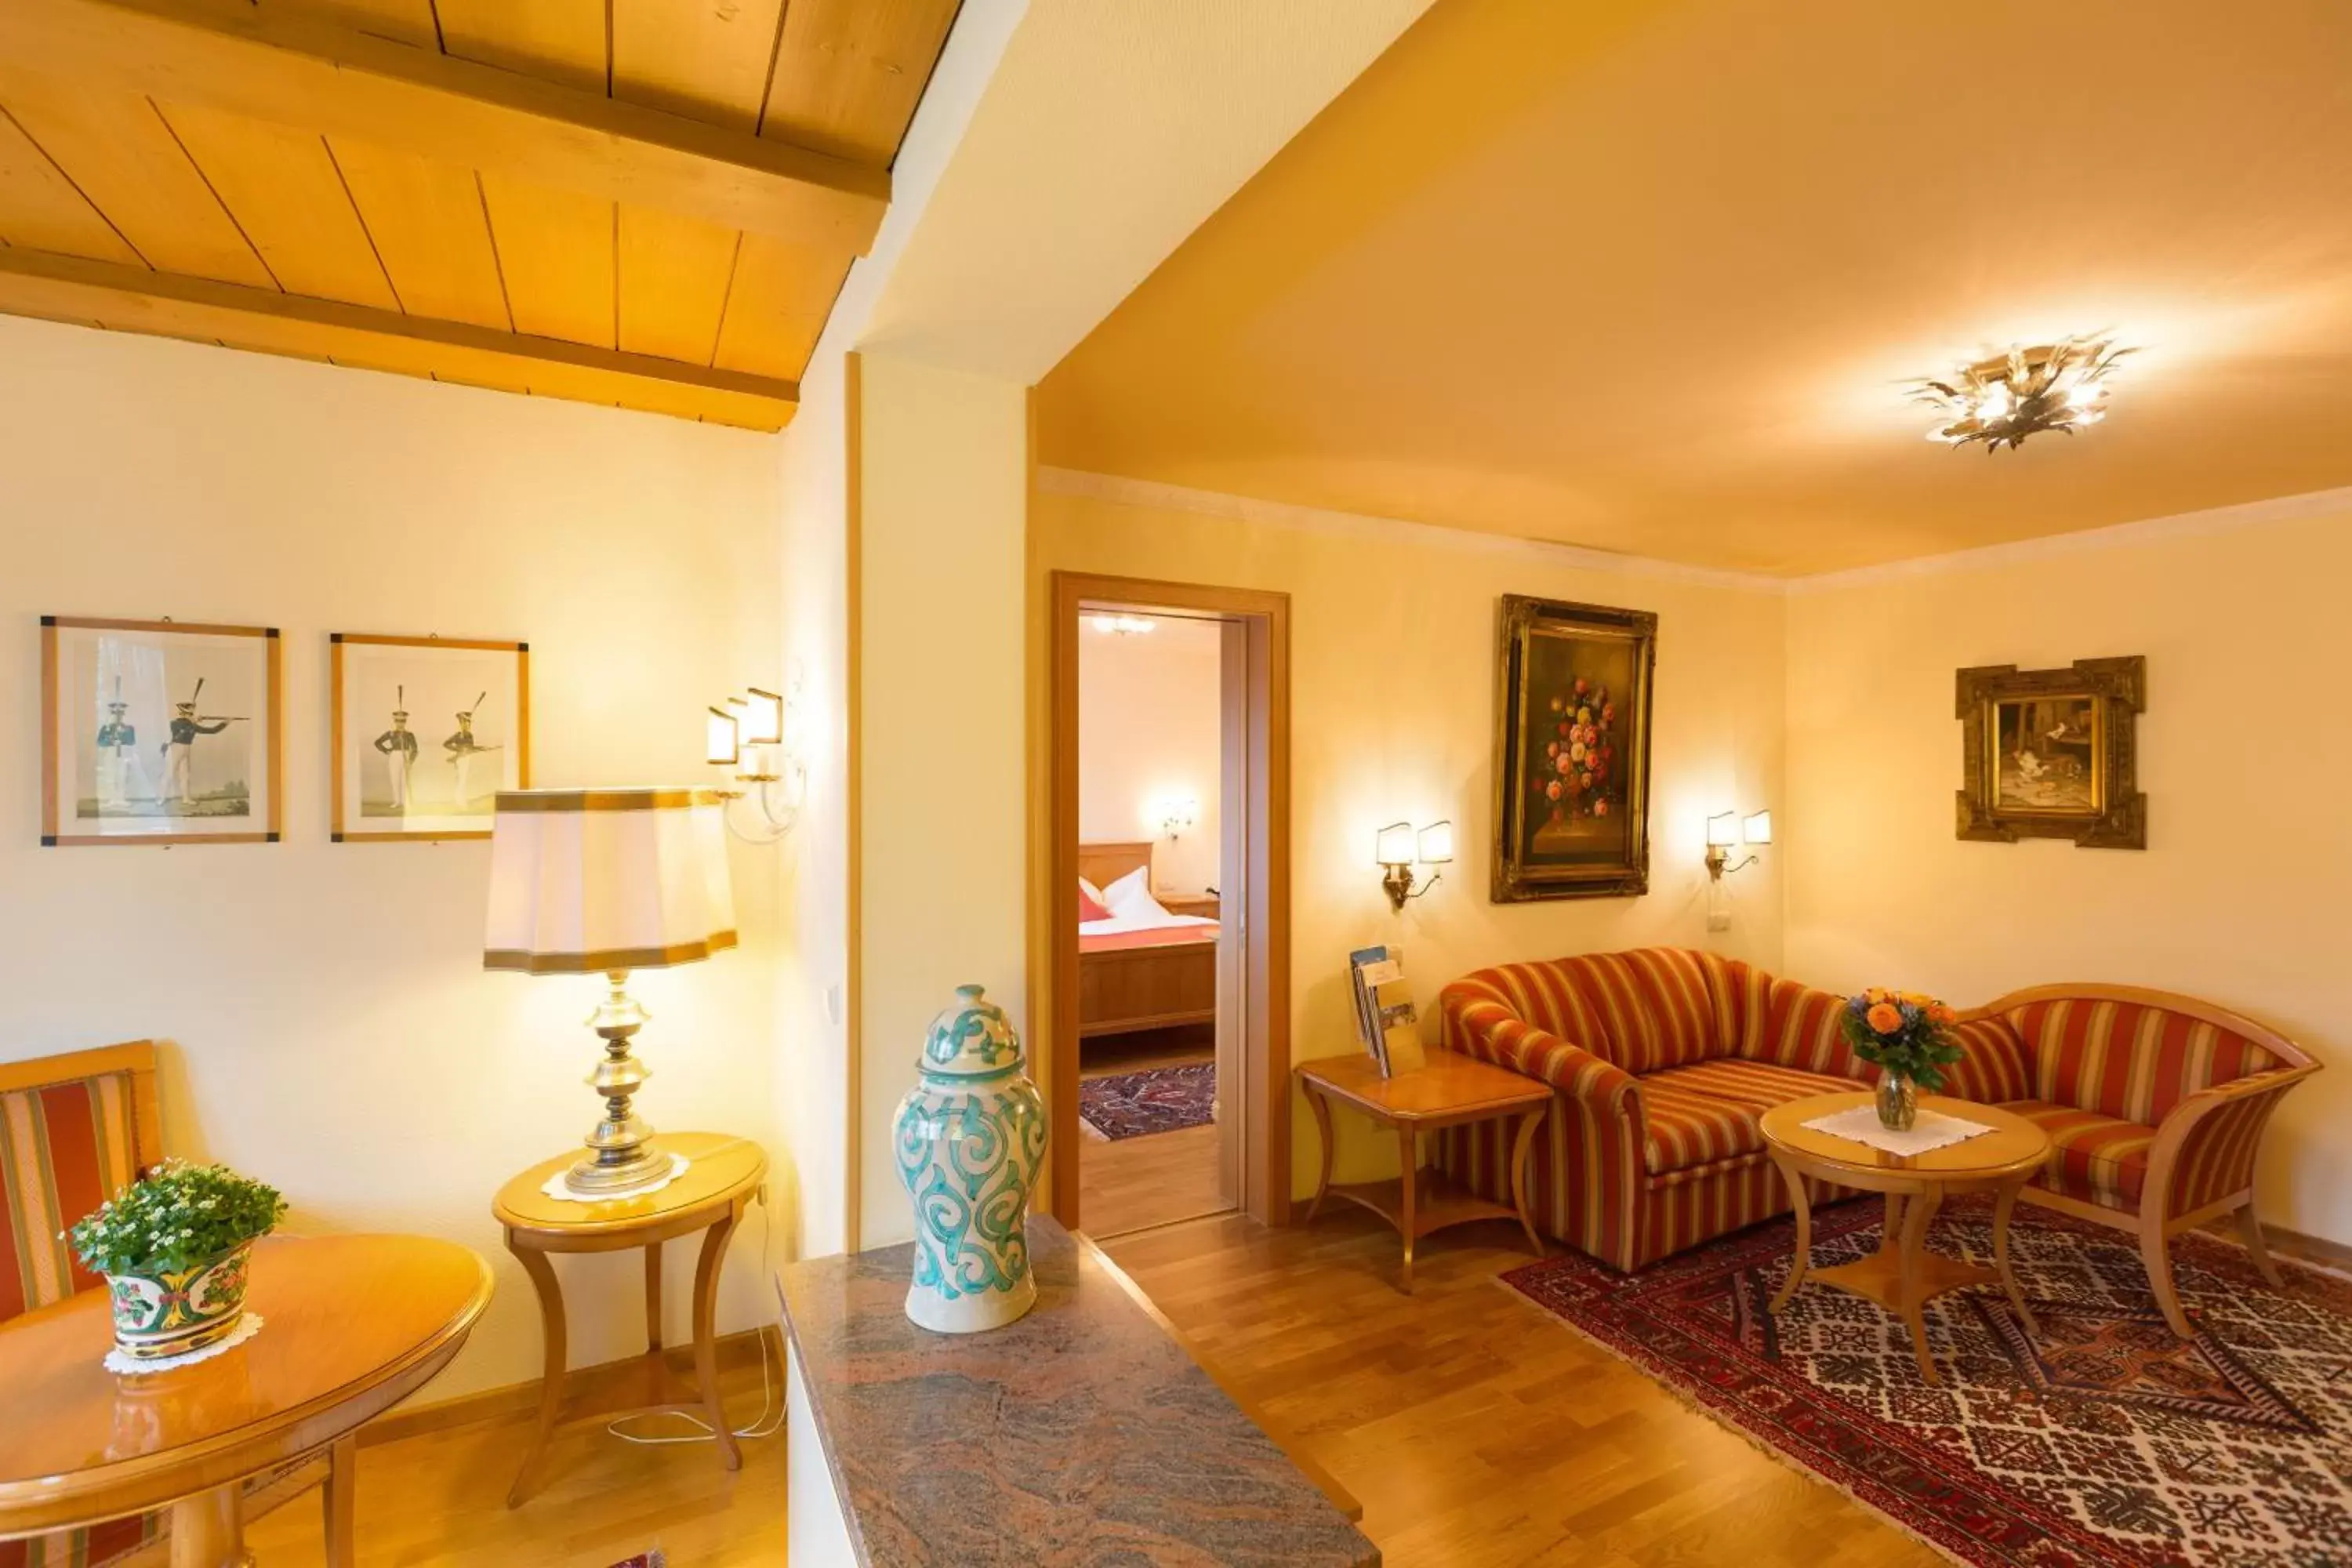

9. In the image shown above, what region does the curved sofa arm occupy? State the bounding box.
[2147,1064,2318,1218]
[1439,994,1642,1119]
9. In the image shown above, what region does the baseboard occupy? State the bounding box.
[2258,1222,2352,1276]
[361,1323,785,1448]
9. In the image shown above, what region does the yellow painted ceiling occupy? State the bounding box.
[1036,0,2352,575]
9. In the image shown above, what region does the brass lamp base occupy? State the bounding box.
[563,970,669,1197]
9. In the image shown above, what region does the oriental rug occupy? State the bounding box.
[1079,1062,1217,1141]
[1503,1196,2352,1566]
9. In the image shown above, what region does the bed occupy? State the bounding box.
[1078,840,1220,1040]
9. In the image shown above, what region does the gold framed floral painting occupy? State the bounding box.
[1956,655,2144,848]
[1491,595,1656,901]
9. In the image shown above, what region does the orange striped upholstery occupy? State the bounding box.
[2002,1100,2154,1212]
[2165,1073,2296,1214]
[1,1069,154,1568]
[1936,1014,2034,1104]
[2009,996,2278,1124]
[1640,1059,1859,1174]
[1727,965,1860,1076]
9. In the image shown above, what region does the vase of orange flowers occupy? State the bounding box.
[1839,989,1963,1131]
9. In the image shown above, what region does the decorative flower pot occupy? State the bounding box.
[892,985,1048,1334]
[1876,1072,1919,1133]
[105,1241,255,1361]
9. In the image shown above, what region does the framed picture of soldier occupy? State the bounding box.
[331,633,528,842]
[41,615,283,846]
[1490,594,1657,901]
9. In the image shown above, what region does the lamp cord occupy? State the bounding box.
[604,1181,786,1446]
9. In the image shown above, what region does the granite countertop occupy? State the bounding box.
[780,1216,1378,1567]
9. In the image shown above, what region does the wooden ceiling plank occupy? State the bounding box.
[761,0,960,166]
[435,0,608,95]
[712,233,850,381]
[2,0,889,252]
[481,176,615,348]
[326,138,512,330]
[254,0,437,50]
[610,0,787,132]
[154,103,399,310]
[0,245,797,427]
[615,204,735,365]
[0,89,274,287]
[0,107,143,263]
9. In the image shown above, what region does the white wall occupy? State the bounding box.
[0,318,784,1399]
[1784,498,2352,1245]
[1078,615,1222,894]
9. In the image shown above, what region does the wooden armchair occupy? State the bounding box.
[0,1042,339,1568]
[1962,985,2320,1337]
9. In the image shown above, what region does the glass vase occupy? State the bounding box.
[1875,1071,1918,1132]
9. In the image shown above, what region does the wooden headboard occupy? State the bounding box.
[1079,840,1153,891]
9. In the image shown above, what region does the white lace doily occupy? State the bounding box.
[105,1312,265,1375]
[539,1152,692,1203]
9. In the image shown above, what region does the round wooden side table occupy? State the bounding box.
[0,1233,491,1568]
[1760,1091,2049,1386]
[492,1131,767,1508]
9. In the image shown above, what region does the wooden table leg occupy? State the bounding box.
[169,1483,247,1568]
[506,1242,567,1508]
[322,1432,358,1568]
[692,1210,743,1472]
[1508,1106,1545,1256]
[1303,1084,1335,1223]
[1990,1179,2040,1338]
[643,1241,674,1404]
[1894,1185,1940,1385]
[1769,1156,1812,1313]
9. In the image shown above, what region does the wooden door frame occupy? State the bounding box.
[1049,572,1291,1231]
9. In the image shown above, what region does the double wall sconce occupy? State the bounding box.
[1704,810,1773,880]
[1376,819,1454,911]
[704,680,806,844]
[1155,795,1200,840]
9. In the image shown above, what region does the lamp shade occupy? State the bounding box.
[1706,811,1740,847]
[1743,810,1773,846]
[1417,820,1455,865]
[484,788,737,974]
[1375,821,1415,866]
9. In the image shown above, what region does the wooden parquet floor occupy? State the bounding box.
[1080,1029,1231,1237]
[1102,1207,1944,1568]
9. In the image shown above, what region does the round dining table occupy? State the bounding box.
[0,1233,492,1567]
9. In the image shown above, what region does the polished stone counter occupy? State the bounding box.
[779,1216,1378,1566]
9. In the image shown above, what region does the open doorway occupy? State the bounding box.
[1049,573,1290,1240]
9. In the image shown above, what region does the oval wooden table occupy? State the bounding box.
[0,1233,492,1567]
[1760,1091,2050,1386]
[492,1132,766,1508]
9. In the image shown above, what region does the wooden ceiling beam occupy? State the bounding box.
[0,0,891,253]
[0,245,799,429]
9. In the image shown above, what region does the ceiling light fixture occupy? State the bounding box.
[1913,336,2133,452]
[1087,613,1156,636]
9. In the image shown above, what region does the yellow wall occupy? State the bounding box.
[1030,474,1788,1190]
[855,352,1032,1246]
[1784,499,2352,1243]
[0,317,785,1398]
[1078,614,1224,894]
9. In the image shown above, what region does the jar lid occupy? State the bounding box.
[921,984,1024,1077]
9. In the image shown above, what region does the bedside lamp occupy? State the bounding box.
[485,787,736,1196]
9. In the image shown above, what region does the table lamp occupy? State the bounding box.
[484,787,736,1196]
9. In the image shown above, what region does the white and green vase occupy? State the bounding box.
[892,984,1048,1334]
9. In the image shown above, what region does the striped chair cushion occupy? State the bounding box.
[2010,997,2278,1125]
[1726,967,1864,1077]
[2,1073,140,1322]
[2004,1100,2154,1213]
[1552,948,1734,1076]
[1939,1015,2034,1105]
[1640,1059,1860,1174]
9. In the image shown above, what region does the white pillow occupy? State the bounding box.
[1102,866,1171,920]
[1078,876,1105,905]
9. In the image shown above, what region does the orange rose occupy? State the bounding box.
[1929,1003,1956,1025]
[1866,1002,1903,1035]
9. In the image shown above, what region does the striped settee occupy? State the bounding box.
[1433,949,2316,1332]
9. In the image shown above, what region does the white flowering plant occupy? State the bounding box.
[67,1159,286,1276]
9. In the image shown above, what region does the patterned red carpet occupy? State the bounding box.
[1503,1196,2352,1566]
[1079,1062,1217,1140]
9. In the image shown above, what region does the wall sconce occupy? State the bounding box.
[1704,809,1772,880]
[705,679,804,844]
[1155,795,1200,839]
[1377,819,1454,911]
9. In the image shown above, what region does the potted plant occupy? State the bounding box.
[1839,989,1964,1131]
[67,1160,286,1362]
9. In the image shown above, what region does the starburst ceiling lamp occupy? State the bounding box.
[1913,336,2133,452]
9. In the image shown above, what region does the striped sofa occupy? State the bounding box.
[1434,950,2316,1333]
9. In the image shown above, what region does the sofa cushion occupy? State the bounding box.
[2010,996,2279,1124]
[2004,1099,2154,1213]
[1561,948,1736,1076]
[1642,1059,1861,1174]
[1,1074,141,1322]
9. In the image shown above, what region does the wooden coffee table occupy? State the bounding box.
[0,1232,492,1566]
[1761,1091,2049,1385]
[1298,1048,1549,1292]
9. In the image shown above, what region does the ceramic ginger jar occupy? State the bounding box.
[892,984,1048,1334]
